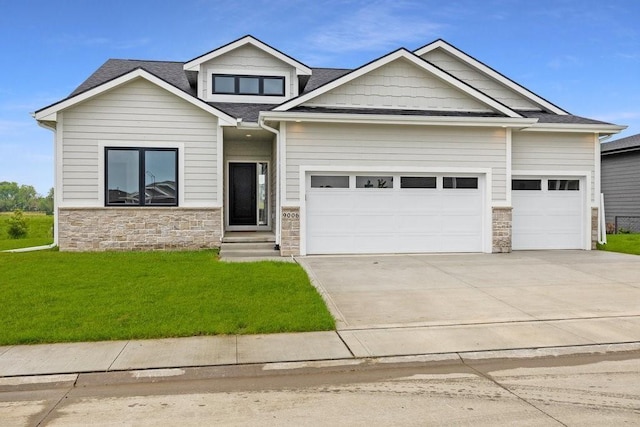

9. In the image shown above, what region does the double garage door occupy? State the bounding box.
[512,177,585,250]
[306,173,485,254]
[305,173,586,254]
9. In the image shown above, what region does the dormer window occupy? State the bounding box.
[212,74,285,96]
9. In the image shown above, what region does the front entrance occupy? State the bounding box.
[228,162,269,230]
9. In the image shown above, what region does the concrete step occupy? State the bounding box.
[221,242,278,251]
[222,234,275,243]
[219,242,282,261]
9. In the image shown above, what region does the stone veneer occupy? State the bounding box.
[591,207,598,250]
[280,206,300,256]
[492,207,512,253]
[58,207,222,251]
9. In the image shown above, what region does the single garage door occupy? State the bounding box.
[306,174,484,254]
[512,178,584,250]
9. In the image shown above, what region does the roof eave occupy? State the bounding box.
[522,123,627,134]
[261,110,537,128]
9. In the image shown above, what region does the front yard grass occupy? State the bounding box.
[597,233,640,255]
[0,250,335,345]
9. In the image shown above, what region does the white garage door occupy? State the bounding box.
[306,174,484,254]
[512,178,584,250]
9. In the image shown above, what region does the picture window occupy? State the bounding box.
[105,148,178,206]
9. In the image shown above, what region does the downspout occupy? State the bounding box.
[34,116,58,248]
[259,117,281,250]
[597,134,612,245]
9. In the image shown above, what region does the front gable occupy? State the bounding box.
[301,57,493,112]
[275,49,521,118]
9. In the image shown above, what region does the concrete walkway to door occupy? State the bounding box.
[297,250,640,358]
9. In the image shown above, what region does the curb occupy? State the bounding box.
[3,342,639,392]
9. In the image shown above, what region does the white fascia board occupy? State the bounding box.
[183,36,311,75]
[34,69,237,126]
[261,111,537,128]
[414,40,568,115]
[521,123,627,134]
[274,49,521,118]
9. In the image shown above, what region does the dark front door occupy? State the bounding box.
[229,163,257,226]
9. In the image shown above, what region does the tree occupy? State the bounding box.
[38,187,54,215]
[7,209,28,239]
[0,181,41,212]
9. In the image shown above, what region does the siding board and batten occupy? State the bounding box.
[61,78,219,205]
[601,151,640,225]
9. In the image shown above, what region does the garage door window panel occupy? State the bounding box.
[512,179,541,191]
[310,175,349,188]
[443,177,478,189]
[548,179,579,191]
[356,176,393,189]
[400,177,436,189]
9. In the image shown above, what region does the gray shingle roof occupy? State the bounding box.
[601,133,640,154]
[71,59,195,97]
[517,111,615,126]
[55,53,616,127]
[289,106,504,118]
[303,68,351,93]
[208,103,275,123]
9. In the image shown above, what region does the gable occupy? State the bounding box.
[301,58,493,112]
[420,48,541,111]
[203,43,294,73]
[34,68,236,125]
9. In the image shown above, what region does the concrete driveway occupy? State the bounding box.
[297,251,640,357]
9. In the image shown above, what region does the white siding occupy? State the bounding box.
[512,132,596,201]
[421,49,541,111]
[201,44,296,100]
[303,59,491,112]
[285,123,507,201]
[61,78,219,205]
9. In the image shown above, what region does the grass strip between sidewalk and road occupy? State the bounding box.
[0,250,335,345]
[597,233,640,255]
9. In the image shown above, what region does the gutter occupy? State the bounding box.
[258,117,281,251]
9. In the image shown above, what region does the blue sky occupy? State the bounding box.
[1,0,639,194]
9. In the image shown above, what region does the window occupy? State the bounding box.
[356,176,393,189]
[401,177,436,189]
[212,74,285,96]
[311,176,349,188]
[548,179,579,191]
[512,179,541,190]
[443,177,478,189]
[106,148,178,206]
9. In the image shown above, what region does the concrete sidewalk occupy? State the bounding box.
[2,250,640,380]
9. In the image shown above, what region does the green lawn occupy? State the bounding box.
[597,233,640,255]
[0,212,54,251]
[0,250,335,345]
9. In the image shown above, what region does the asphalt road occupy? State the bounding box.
[3,350,639,426]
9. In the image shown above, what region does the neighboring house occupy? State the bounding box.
[601,133,640,232]
[34,35,625,254]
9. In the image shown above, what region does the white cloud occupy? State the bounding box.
[305,1,445,54]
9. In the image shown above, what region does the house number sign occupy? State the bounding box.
[282,212,300,219]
